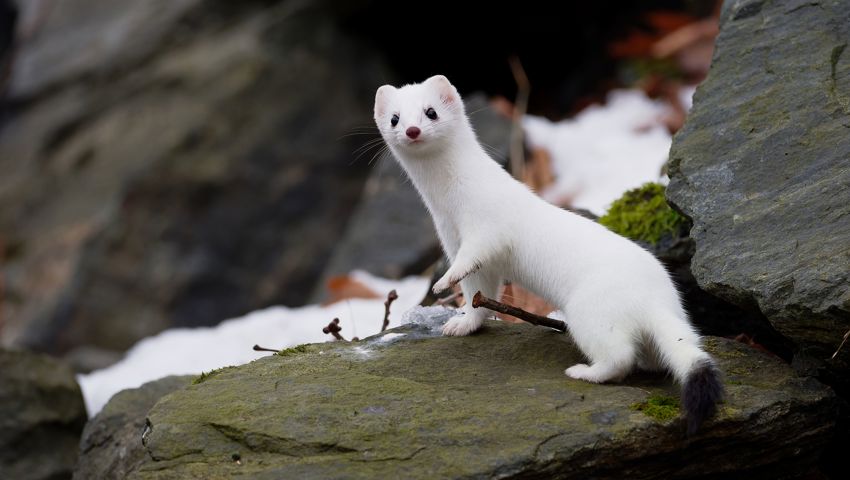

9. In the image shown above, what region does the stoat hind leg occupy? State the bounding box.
[563,301,637,383]
[442,269,500,337]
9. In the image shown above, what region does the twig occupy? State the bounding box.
[472,291,566,332]
[323,318,347,341]
[832,329,850,360]
[381,289,398,332]
[508,55,530,181]
[253,345,279,353]
[435,290,462,306]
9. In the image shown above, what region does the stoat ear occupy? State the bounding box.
[374,85,395,118]
[425,75,459,104]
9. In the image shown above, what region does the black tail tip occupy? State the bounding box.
[683,359,724,436]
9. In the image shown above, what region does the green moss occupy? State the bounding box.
[599,183,686,245]
[193,366,236,385]
[276,344,311,357]
[630,394,680,422]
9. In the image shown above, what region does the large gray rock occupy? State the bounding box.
[0,1,391,353]
[0,348,87,480]
[74,375,193,480]
[10,0,202,99]
[667,0,850,370]
[120,308,836,479]
[313,94,511,299]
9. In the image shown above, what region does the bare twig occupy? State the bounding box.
[508,55,530,181]
[472,291,566,332]
[253,345,279,353]
[381,289,398,332]
[832,329,850,360]
[435,290,462,307]
[323,318,347,341]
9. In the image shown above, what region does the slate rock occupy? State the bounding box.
[74,375,193,480]
[123,308,836,479]
[667,0,850,370]
[0,1,391,353]
[0,348,87,480]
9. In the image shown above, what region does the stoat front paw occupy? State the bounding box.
[441,314,480,336]
[432,278,452,295]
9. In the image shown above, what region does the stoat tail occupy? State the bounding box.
[652,317,724,435]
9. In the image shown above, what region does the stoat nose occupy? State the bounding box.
[406,126,421,139]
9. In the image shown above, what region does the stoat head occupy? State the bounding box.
[373,75,466,156]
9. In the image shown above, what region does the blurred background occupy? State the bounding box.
[0,0,720,376]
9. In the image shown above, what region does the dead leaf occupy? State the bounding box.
[323,275,380,305]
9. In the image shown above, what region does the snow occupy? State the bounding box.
[77,270,430,416]
[523,88,692,216]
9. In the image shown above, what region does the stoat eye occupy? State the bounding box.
[425,107,438,120]
[390,114,399,127]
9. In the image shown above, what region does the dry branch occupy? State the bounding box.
[472,291,566,332]
[252,345,279,353]
[382,289,398,332]
[323,318,347,341]
[508,55,530,181]
[435,290,462,307]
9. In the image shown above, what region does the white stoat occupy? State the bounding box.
[373,75,723,434]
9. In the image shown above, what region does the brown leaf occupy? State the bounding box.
[323,275,380,305]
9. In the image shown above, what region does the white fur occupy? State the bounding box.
[374,75,711,385]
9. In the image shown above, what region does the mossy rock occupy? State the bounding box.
[122,309,838,479]
[599,182,687,245]
[74,375,194,480]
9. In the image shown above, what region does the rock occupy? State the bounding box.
[62,345,124,374]
[122,308,836,479]
[74,375,193,480]
[0,1,391,353]
[312,94,512,300]
[666,0,850,372]
[10,0,202,99]
[0,348,87,480]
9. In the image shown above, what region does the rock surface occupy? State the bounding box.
[667,0,850,368]
[313,94,512,299]
[123,308,836,479]
[74,375,193,480]
[0,348,87,480]
[10,0,201,99]
[0,1,390,353]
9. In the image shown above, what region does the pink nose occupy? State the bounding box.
[406,126,421,139]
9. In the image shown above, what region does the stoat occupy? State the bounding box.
[373,75,723,434]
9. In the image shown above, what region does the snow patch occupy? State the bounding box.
[523,89,676,215]
[78,271,430,416]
